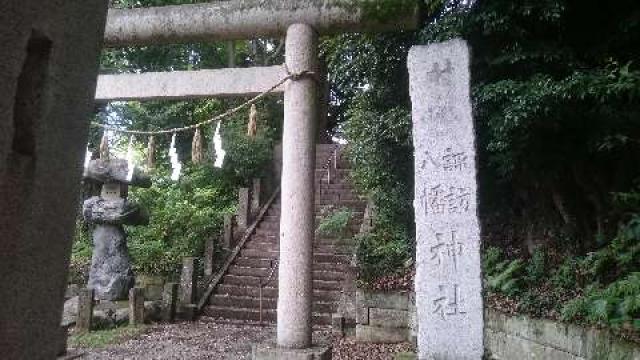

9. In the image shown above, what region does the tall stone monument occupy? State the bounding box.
[0,1,108,357]
[83,159,150,300]
[408,39,484,359]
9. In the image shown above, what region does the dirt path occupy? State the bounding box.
[69,319,413,360]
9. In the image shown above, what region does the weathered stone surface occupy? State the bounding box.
[369,308,408,329]
[77,289,94,333]
[61,296,79,327]
[0,1,108,357]
[277,23,319,349]
[83,197,149,225]
[355,325,408,344]
[408,292,418,347]
[96,66,287,101]
[204,237,216,277]
[357,290,409,310]
[409,39,484,359]
[223,214,236,249]
[485,310,640,360]
[62,296,162,328]
[57,326,68,356]
[332,314,344,337]
[162,283,179,322]
[136,275,164,301]
[356,305,369,325]
[129,287,145,325]
[66,284,80,299]
[486,328,581,360]
[180,304,197,321]
[84,159,151,187]
[104,0,419,46]
[88,225,135,300]
[338,265,357,325]
[179,257,197,305]
[237,187,251,230]
[252,178,262,219]
[252,343,332,360]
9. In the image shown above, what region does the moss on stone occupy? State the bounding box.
[361,0,418,23]
[334,0,419,23]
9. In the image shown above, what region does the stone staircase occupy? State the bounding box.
[202,144,366,325]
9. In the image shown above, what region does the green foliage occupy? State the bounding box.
[69,220,93,284]
[484,208,640,330]
[85,0,284,281]
[322,0,640,285]
[316,207,353,241]
[344,103,415,281]
[357,230,410,284]
[69,325,148,349]
[459,0,640,245]
[525,248,547,284]
[561,215,640,329]
[219,114,277,184]
[126,166,235,277]
[357,0,419,23]
[562,273,640,329]
[483,247,525,296]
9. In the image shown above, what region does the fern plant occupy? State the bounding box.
[483,247,526,296]
[562,272,640,329]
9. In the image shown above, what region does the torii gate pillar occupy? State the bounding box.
[277,23,319,349]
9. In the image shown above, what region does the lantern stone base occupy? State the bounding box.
[252,343,331,360]
[88,224,134,300]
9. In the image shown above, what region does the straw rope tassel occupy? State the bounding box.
[247,104,258,138]
[192,127,204,165]
[147,136,156,170]
[99,132,110,160]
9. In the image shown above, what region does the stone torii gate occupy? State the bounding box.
[98,2,418,356]
[0,1,418,358]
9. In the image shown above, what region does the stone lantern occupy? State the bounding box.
[83,158,151,300]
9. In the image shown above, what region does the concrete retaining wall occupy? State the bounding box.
[353,290,639,359]
[486,311,640,360]
[355,290,417,344]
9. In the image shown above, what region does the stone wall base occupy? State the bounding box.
[252,343,332,360]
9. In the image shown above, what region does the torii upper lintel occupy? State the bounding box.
[104,0,420,47]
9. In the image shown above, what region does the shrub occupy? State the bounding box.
[126,165,236,278]
[69,220,93,285]
[357,230,410,284]
[562,272,640,329]
[316,207,354,241]
[561,215,640,329]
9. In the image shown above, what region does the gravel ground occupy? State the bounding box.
[70,319,414,360]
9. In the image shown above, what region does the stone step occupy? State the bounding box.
[315,187,358,195]
[208,295,337,313]
[215,284,341,302]
[227,266,346,282]
[244,241,355,255]
[271,201,365,209]
[317,194,361,202]
[233,257,351,272]
[202,306,332,325]
[239,249,351,264]
[254,224,363,236]
[266,209,366,218]
[249,234,359,247]
[222,275,343,291]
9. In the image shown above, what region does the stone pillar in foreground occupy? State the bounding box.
[277,23,319,349]
[0,2,108,357]
[409,39,484,359]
